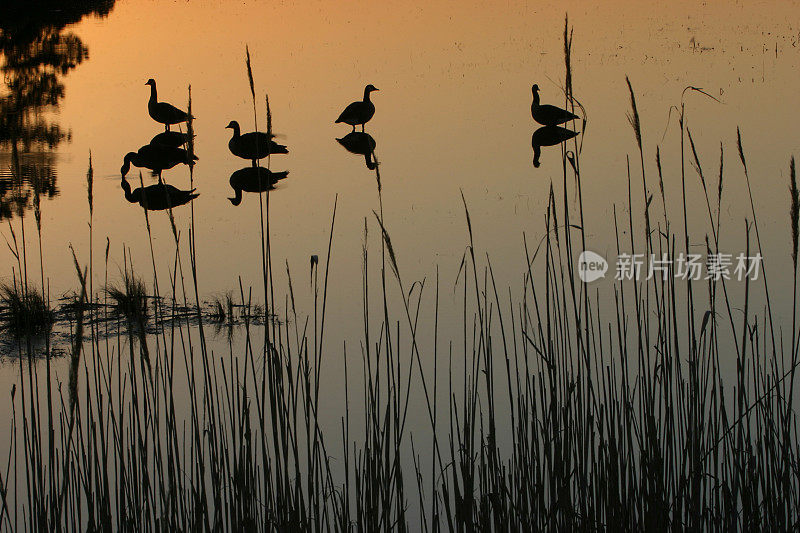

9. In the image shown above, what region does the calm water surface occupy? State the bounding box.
[1,1,799,523]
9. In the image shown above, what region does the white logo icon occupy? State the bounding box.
[578,251,608,283]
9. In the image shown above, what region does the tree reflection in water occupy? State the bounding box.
[0,1,116,220]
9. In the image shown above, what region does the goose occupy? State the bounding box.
[226,120,288,162]
[121,175,198,210]
[150,130,193,148]
[335,84,378,132]
[531,126,579,167]
[531,84,578,127]
[228,167,289,206]
[146,79,193,131]
[336,131,378,170]
[121,144,198,177]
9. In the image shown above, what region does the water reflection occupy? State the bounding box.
[120,174,198,211]
[225,120,288,162]
[0,1,116,220]
[531,125,579,168]
[146,78,193,131]
[336,131,378,170]
[150,130,193,148]
[228,167,289,206]
[335,84,379,132]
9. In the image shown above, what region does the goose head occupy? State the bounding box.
[531,84,540,94]
[225,120,241,136]
[363,84,379,100]
[145,78,156,87]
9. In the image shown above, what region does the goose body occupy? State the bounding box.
[335,84,378,132]
[226,120,288,161]
[228,167,289,206]
[121,144,197,177]
[121,176,198,210]
[531,84,578,127]
[531,126,579,167]
[336,131,378,170]
[146,79,193,131]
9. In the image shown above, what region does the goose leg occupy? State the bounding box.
[351,124,355,133]
[360,124,365,133]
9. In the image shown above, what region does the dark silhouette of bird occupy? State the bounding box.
[146,79,193,131]
[531,126,579,167]
[531,84,578,127]
[335,84,378,132]
[121,175,198,210]
[121,144,197,177]
[336,131,378,170]
[228,167,289,206]
[226,120,288,163]
[150,130,192,148]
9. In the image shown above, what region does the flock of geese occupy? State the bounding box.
[119,80,579,211]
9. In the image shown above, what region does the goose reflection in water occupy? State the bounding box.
[228,167,289,206]
[336,131,378,170]
[531,126,579,168]
[226,120,288,164]
[150,130,193,149]
[121,174,198,211]
[121,143,197,177]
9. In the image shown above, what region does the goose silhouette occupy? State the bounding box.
[336,131,378,170]
[335,84,378,132]
[226,120,288,162]
[121,144,198,177]
[146,79,193,131]
[150,130,192,148]
[121,175,198,210]
[531,126,579,167]
[531,84,578,127]
[228,167,289,206]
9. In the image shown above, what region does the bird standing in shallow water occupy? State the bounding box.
[120,175,198,210]
[336,84,378,132]
[530,84,578,127]
[146,79,193,131]
[226,120,288,163]
[121,144,197,178]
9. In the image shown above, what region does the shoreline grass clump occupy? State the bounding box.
[105,270,147,322]
[0,282,53,335]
